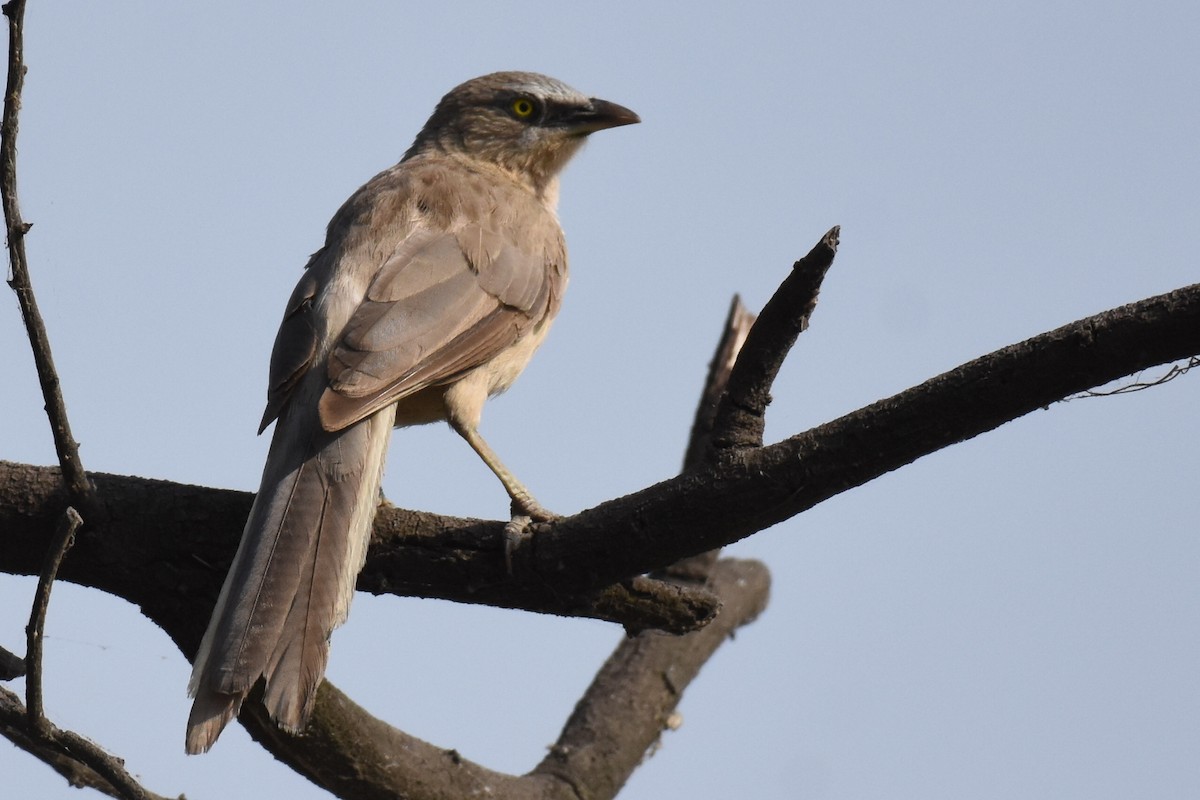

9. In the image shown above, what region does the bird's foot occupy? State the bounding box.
[503,497,558,574]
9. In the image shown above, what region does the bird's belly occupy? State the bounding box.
[392,385,451,427]
[481,322,553,397]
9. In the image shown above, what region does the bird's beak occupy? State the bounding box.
[568,98,641,133]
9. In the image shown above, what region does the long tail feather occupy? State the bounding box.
[185,403,395,753]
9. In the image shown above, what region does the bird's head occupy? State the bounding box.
[404,71,639,196]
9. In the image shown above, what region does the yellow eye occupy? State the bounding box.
[511,97,536,119]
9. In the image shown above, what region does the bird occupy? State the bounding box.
[185,71,638,754]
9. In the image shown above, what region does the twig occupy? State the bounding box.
[25,506,81,728]
[2,7,171,796]
[659,294,757,582]
[2,686,178,800]
[0,644,25,679]
[12,507,177,800]
[2,0,95,515]
[1,686,123,796]
[710,225,840,452]
[682,294,758,470]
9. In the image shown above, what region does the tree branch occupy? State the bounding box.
[224,556,768,800]
[710,225,839,453]
[660,294,757,582]
[3,278,775,797]
[1,0,95,517]
[4,283,1197,634]
[2,8,172,794]
[0,644,24,680]
[0,688,179,800]
[24,507,81,729]
[683,294,758,470]
[1,687,123,799]
[532,558,769,797]
[527,301,771,798]
[2,265,1196,797]
[1,506,178,800]
[179,299,777,798]
[522,281,1200,591]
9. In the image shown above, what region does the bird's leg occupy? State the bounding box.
[450,420,558,522]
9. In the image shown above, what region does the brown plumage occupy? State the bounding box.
[185,72,638,754]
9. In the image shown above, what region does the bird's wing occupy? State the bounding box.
[317,217,561,431]
[258,266,322,433]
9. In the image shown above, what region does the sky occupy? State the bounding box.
[2,2,1198,798]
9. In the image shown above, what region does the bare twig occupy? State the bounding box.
[710,225,839,453]
[2,0,95,515]
[2,7,173,796]
[1,686,124,797]
[25,506,80,728]
[6,506,178,800]
[682,294,758,471]
[1,686,179,800]
[0,644,24,679]
[660,294,757,582]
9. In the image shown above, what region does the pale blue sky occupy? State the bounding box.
[3,2,1198,798]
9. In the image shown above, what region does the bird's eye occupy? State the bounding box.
[510,97,537,120]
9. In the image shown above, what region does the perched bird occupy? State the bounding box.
[185,72,638,753]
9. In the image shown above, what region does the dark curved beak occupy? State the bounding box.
[568,98,640,133]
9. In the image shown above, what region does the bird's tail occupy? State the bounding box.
[185,403,396,754]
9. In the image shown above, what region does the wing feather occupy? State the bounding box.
[258,269,320,432]
[318,219,557,431]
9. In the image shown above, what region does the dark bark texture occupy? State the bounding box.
[3,280,1198,797]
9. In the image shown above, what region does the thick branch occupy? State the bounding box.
[514,281,1200,589]
[0,465,716,662]
[3,285,1197,632]
[228,557,767,800]
[2,281,1196,798]
[532,558,769,797]
[365,506,719,635]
